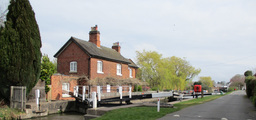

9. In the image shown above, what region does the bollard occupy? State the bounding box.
[92,92,97,109]
[157,98,160,112]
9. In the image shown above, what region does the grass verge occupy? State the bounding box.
[0,105,25,119]
[93,94,228,120]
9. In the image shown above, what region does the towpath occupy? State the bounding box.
[158,90,256,120]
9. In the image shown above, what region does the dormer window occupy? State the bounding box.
[70,61,77,73]
[117,64,122,76]
[97,61,103,74]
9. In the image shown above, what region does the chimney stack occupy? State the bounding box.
[89,25,100,47]
[112,42,121,53]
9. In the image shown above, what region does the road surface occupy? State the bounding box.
[158,90,256,120]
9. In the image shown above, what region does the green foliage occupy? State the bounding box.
[228,86,236,92]
[198,76,214,92]
[244,70,256,107]
[244,70,252,77]
[245,75,255,98]
[151,87,158,91]
[0,0,41,100]
[229,81,244,90]
[40,54,56,93]
[136,50,200,91]
[133,85,142,92]
[194,81,202,85]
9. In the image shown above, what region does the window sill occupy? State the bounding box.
[117,74,122,76]
[69,71,77,73]
[97,71,104,74]
[62,94,71,97]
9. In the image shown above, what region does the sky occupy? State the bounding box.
[1,0,256,83]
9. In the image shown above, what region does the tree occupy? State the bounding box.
[136,50,200,90]
[229,74,245,90]
[199,76,214,92]
[136,50,162,89]
[0,0,41,100]
[40,54,56,93]
[160,56,201,90]
[244,70,253,77]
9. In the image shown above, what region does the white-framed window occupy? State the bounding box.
[70,61,77,72]
[62,83,70,97]
[117,64,122,76]
[97,61,103,74]
[129,67,133,78]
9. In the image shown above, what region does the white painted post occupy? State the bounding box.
[129,85,132,98]
[119,86,122,99]
[73,87,76,96]
[92,92,97,109]
[35,89,40,110]
[97,86,101,101]
[82,86,86,101]
[157,98,160,112]
[75,86,79,97]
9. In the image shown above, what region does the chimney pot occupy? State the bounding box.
[89,25,100,47]
[112,42,121,53]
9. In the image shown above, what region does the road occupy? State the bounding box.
[158,90,256,120]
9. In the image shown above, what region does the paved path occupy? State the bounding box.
[158,90,256,120]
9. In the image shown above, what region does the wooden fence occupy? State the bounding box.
[10,86,26,111]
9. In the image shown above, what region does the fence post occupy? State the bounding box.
[97,86,101,101]
[82,86,86,101]
[92,92,97,109]
[119,86,122,99]
[75,86,79,97]
[129,85,132,98]
[10,86,13,108]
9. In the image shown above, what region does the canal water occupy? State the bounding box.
[27,112,84,120]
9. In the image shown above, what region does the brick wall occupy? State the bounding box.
[57,41,90,76]
[90,58,131,79]
[51,75,79,100]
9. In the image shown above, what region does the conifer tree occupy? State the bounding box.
[0,0,42,100]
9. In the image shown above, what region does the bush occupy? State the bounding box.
[151,87,158,91]
[133,85,142,92]
[228,87,237,92]
[245,76,256,98]
[244,72,256,107]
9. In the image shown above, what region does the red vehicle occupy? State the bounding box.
[194,85,202,92]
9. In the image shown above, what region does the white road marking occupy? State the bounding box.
[221,118,228,120]
[173,114,180,117]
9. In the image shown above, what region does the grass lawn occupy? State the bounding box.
[93,94,227,120]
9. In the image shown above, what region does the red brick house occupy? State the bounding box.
[51,25,139,100]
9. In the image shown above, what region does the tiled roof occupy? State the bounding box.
[54,37,132,65]
[128,59,139,68]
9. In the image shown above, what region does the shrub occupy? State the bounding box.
[245,76,255,98]
[133,85,142,92]
[151,87,158,91]
[228,86,238,92]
